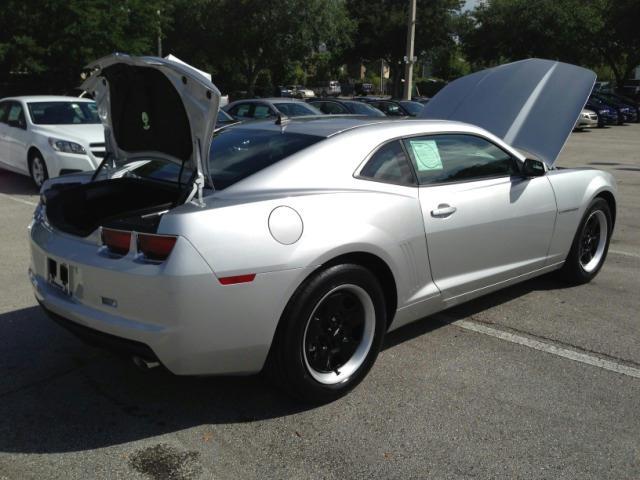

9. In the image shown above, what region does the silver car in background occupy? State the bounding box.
[29,55,616,402]
[575,109,599,129]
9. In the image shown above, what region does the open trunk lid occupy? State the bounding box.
[81,53,221,203]
[419,58,596,165]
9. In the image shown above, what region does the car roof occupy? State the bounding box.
[229,98,306,104]
[0,95,94,103]
[223,115,477,138]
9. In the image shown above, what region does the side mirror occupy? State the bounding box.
[522,158,546,177]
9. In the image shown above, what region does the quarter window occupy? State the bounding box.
[360,140,415,185]
[6,102,26,129]
[403,134,518,185]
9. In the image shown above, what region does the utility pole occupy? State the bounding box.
[157,9,163,57]
[403,0,417,100]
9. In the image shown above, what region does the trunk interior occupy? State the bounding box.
[44,178,186,237]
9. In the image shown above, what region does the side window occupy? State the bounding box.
[403,134,518,186]
[229,104,252,118]
[0,101,9,123]
[379,102,403,116]
[359,140,415,185]
[7,102,26,129]
[253,104,273,119]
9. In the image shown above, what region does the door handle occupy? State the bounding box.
[431,204,457,217]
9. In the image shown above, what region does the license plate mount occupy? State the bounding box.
[47,257,72,296]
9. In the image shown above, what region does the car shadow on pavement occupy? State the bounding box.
[0,273,570,454]
[0,305,309,454]
[0,170,39,196]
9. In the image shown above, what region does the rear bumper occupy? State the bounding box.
[29,218,305,375]
[40,301,159,361]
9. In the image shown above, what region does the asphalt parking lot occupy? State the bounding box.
[0,124,639,480]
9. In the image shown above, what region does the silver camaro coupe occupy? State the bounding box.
[29,55,616,402]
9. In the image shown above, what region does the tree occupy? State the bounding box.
[165,0,354,96]
[461,0,640,88]
[0,0,171,94]
[344,0,463,96]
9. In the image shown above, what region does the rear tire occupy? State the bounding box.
[560,198,612,284]
[29,151,48,188]
[267,264,386,403]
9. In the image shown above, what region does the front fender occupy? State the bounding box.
[546,168,616,262]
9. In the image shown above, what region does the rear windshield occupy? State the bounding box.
[209,128,323,189]
[28,101,100,125]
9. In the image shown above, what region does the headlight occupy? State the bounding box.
[599,110,607,115]
[48,137,86,154]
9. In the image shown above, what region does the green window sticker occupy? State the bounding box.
[409,139,443,171]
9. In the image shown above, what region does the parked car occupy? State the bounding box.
[593,92,639,123]
[216,109,239,128]
[357,98,424,117]
[412,96,431,105]
[32,55,616,402]
[223,98,322,120]
[598,91,640,122]
[585,98,619,127]
[286,85,315,99]
[0,95,105,187]
[589,95,631,124]
[307,98,385,117]
[354,82,374,96]
[314,80,341,97]
[574,109,598,130]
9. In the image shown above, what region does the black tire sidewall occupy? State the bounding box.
[563,198,612,283]
[273,264,386,403]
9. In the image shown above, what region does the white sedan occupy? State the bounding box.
[0,96,105,187]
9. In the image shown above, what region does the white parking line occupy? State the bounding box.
[450,318,640,379]
[0,192,38,207]
[610,249,640,259]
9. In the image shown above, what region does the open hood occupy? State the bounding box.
[81,53,221,202]
[419,59,596,165]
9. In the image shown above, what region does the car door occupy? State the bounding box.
[405,133,557,300]
[4,101,30,173]
[0,101,10,167]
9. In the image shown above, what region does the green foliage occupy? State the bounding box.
[0,0,170,92]
[343,0,464,94]
[462,0,640,87]
[165,0,354,95]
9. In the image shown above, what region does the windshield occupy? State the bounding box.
[208,128,323,189]
[399,101,424,116]
[274,102,321,116]
[348,102,385,117]
[28,101,100,125]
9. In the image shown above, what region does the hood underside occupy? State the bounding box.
[81,54,221,190]
[419,58,596,165]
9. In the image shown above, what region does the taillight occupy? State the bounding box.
[137,233,177,261]
[101,228,131,255]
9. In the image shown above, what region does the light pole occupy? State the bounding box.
[403,0,417,100]
[157,9,162,57]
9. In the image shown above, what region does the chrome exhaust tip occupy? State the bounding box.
[132,356,160,370]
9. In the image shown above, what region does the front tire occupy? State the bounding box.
[267,264,386,403]
[29,151,48,188]
[560,198,612,284]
